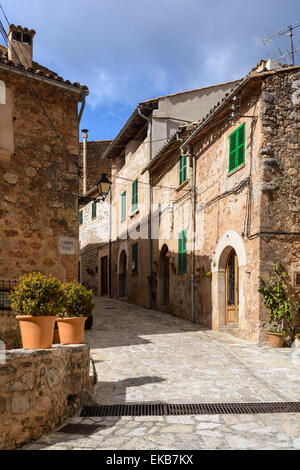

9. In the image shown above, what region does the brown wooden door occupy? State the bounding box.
[225,250,239,325]
[101,256,108,296]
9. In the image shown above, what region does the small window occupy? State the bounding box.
[179,155,187,185]
[178,230,187,275]
[91,202,97,220]
[295,272,300,288]
[79,210,83,226]
[132,179,138,212]
[121,191,126,221]
[132,242,138,274]
[229,122,245,173]
[12,31,22,42]
[23,34,32,46]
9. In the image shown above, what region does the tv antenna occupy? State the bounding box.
[262,20,300,66]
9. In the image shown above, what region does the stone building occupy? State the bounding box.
[79,137,112,294]
[80,60,300,342]
[0,25,88,345]
[144,60,300,341]
[93,81,239,305]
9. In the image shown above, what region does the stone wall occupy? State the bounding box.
[258,69,300,336]
[0,344,92,450]
[79,140,112,194]
[0,314,21,349]
[0,70,81,283]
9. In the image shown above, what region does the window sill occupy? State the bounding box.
[121,218,126,223]
[227,163,245,177]
[177,179,189,192]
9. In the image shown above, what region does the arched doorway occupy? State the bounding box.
[225,249,239,325]
[119,250,127,297]
[212,230,247,331]
[160,244,170,306]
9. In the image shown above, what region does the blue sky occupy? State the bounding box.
[1,0,300,141]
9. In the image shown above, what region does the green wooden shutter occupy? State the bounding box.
[178,230,187,274]
[132,179,138,211]
[132,242,138,273]
[92,202,97,219]
[79,210,83,225]
[179,156,187,185]
[121,191,126,221]
[229,123,245,173]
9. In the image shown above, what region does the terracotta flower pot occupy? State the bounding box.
[268,331,285,348]
[57,317,87,344]
[16,316,56,349]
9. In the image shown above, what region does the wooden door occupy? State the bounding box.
[225,250,239,325]
[101,256,108,296]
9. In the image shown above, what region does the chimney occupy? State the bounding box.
[7,24,36,68]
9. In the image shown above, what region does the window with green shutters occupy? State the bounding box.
[79,210,83,226]
[121,191,126,221]
[132,242,138,273]
[228,122,245,173]
[178,230,187,275]
[91,201,97,219]
[179,155,187,185]
[132,179,138,212]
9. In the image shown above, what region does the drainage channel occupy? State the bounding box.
[81,402,300,417]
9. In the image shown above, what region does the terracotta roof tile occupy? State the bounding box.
[0,43,88,92]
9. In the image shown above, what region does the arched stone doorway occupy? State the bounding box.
[212,231,247,331]
[119,250,127,298]
[160,244,170,306]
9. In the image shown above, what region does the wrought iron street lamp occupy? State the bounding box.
[78,173,112,206]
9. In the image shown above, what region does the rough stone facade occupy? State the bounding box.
[0,70,82,283]
[149,67,300,341]
[0,314,21,349]
[79,140,112,293]
[79,139,112,194]
[0,344,92,450]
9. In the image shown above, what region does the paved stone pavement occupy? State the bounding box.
[24,297,300,450]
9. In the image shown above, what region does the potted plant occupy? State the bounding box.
[259,264,293,348]
[57,282,95,344]
[10,272,65,350]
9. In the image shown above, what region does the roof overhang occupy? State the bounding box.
[102,99,159,159]
[0,62,89,97]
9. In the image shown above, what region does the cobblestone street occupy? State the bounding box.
[25,297,300,450]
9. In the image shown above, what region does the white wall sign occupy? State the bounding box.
[58,237,76,255]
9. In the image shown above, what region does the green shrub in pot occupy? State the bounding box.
[57,282,95,344]
[9,272,64,349]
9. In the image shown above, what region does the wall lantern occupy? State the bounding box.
[79,173,112,206]
[97,173,112,199]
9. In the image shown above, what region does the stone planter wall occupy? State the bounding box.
[0,344,92,450]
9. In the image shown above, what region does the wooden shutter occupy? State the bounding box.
[178,230,187,274]
[179,156,187,185]
[92,202,97,219]
[121,191,126,221]
[132,179,138,211]
[229,123,245,173]
[79,210,83,225]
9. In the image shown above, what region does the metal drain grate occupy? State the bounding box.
[81,402,300,417]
